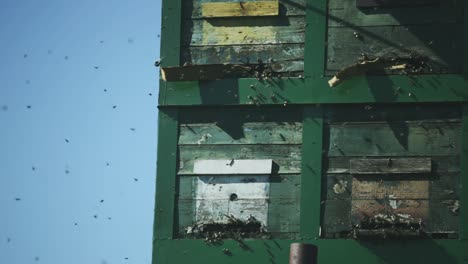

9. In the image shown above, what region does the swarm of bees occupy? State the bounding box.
[185,215,268,244]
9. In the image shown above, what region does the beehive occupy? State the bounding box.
[153,0,468,263]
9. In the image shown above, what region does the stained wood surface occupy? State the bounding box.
[321,106,461,239]
[184,17,305,46]
[329,0,461,27]
[322,199,459,238]
[175,108,303,238]
[177,197,300,236]
[179,122,303,145]
[324,104,462,123]
[182,44,304,72]
[326,0,462,75]
[326,156,460,174]
[183,0,305,18]
[201,1,279,18]
[324,173,460,201]
[181,0,305,75]
[349,158,432,174]
[326,24,463,74]
[161,64,251,81]
[327,122,461,157]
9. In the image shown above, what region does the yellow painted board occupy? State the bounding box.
[201,1,279,18]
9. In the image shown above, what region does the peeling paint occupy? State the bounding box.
[197,133,212,144]
[333,180,348,194]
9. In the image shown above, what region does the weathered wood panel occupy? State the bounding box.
[182,44,304,71]
[328,0,462,27]
[179,122,303,145]
[176,198,300,236]
[351,179,429,200]
[322,199,459,238]
[201,1,279,18]
[349,158,432,174]
[322,200,352,238]
[267,198,300,233]
[326,156,460,174]
[183,17,305,46]
[324,104,461,123]
[326,24,463,74]
[183,0,306,18]
[181,0,306,75]
[351,199,429,223]
[327,122,461,157]
[178,145,302,175]
[179,106,302,124]
[321,105,461,239]
[426,200,460,233]
[324,173,460,201]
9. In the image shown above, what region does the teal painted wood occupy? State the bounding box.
[464,0,468,78]
[160,0,182,66]
[461,104,468,239]
[300,106,323,239]
[327,122,462,157]
[328,0,462,27]
[153,239,468,264]
[305,0,327,79]
[153,109,179,239]
[178,122,303,145]
[159,75,468,106]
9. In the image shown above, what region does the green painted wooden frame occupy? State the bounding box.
[158,0,468,105]
[154,0,468,262]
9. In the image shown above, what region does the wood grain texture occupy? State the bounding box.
[201,1,279,18]
[183,17,305,46]
[183,0,306,19]
[179,122,303,145]
[327,122,461,157]
[326,156,460,174]
[324,173,460,201]
[326,24,463,74]
[351,199,429,222]
[351,178,429,199]
[181,44,304,72]
[349,158,432,174]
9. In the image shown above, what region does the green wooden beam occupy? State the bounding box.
[153,108,179,241]
[464,0,468,78]
[160,0,181,66]
[153,239,467,264]
[304,0,327,79]
[159,75,468,106]
[461,103,468,240]
[300,106,323,239]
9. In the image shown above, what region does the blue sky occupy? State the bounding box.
[0,0,161,263]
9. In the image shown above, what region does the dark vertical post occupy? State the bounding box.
[289,243,318,264]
